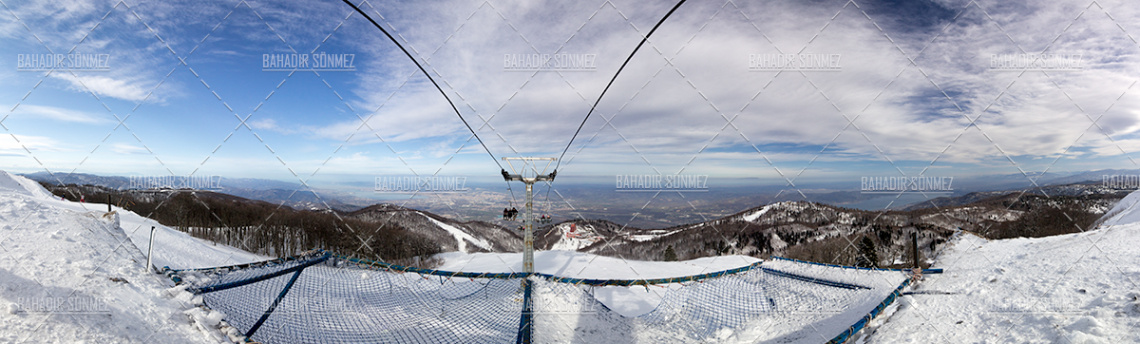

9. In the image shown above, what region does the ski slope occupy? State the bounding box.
[867,198,1140,343]
[0,171,244,343]
[421,213,491,252]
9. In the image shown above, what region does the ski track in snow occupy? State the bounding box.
[421,213,490,252]
[742,204,773,222]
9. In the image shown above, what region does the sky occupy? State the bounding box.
[3,0,1140,194]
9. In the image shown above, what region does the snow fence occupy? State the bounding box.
[165,251,935,343]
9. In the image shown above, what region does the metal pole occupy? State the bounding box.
[524,182,534,273]
[146,226,156,273]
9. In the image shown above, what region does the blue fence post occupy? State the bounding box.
[515,277,533,344]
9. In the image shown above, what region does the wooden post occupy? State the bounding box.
[911,232,920,269]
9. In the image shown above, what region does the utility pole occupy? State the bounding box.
[501,157,556,344]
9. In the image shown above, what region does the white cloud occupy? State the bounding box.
[0,134,66,153]
[248,118,299,135]
[323,0,1140,176]
[109,142,147,154]
[11,104,112,124]
[5,0,1140,179]
[51,74,152,103]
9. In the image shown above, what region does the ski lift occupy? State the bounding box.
[501,207,518,221]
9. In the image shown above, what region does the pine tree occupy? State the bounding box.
[856,236,878,268]
[664,245,678,261]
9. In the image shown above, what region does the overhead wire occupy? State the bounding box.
[343,0,520,209]
[554,0,688,171]
[346,0,689,219]
[545,0,689,218]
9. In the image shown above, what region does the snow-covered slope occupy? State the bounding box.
[0,170,56,199]
[349,204,523,253]
[0,171,237,343]
[868,225,1140,343]
[1097,189,1140,227]
[548,222,605,250]
[421,213,491,252]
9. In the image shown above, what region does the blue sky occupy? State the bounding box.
[3,0,1140,193]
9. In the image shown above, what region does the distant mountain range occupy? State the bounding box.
[532,181,1127,266]
[21,172,372,212]
[24,169,1140,263]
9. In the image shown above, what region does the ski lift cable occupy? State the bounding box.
[507,183,518,208]
[555,0,688,171]
[344,0,520,211]
[342,0,504,172]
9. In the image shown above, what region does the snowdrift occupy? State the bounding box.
[1097,188,1140,227]
[870,224,1140,342]
[0,171,224,343]
[0,170,56,200]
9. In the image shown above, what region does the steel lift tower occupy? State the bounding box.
[501,157,556,344]
[500,157,556,273]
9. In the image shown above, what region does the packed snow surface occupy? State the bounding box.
[0,171,248,343]
[1098,188,1140,227]
[868,210,1140,342]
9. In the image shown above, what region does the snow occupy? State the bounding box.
[436,250,761,317]
[549,223,605,249]
[36,195,266,270]
[742,204,773,222]
[867,226,1140,343]
[0,171,233,343]
[1098,189,1140,227]
[0,170,57,200]
[435,249,759,280]
[624,227,688,243]
[421,213,490,252]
